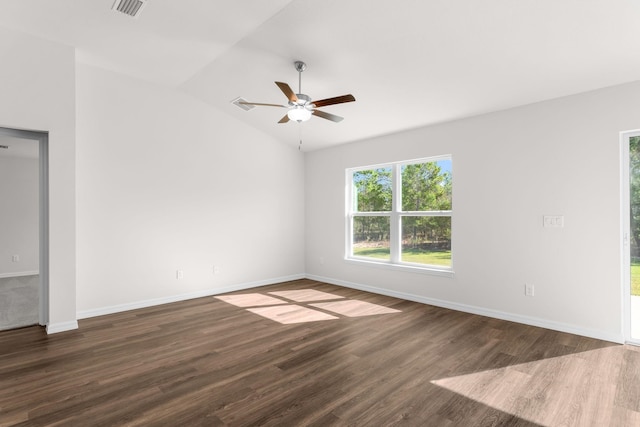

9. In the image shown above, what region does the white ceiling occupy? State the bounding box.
[1,0,640,151]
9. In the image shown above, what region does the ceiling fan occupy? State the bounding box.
[238,61,355,124]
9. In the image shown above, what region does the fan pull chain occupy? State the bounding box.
[299,122,303,151]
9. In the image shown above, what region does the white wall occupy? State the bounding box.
[76,64,305,316]
[305,81,640,343]
[1,24,633,342]
[0,155,39,275]
[0,27,76,332]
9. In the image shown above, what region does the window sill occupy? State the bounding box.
[344,257,455,278]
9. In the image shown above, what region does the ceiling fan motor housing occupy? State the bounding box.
[291,93,311,107]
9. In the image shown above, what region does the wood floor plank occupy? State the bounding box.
[615,347,640,412]
[0,279,637,426]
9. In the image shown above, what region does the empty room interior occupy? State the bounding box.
[2,1,640,426]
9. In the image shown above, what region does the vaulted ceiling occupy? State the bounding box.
[1,0,640,151]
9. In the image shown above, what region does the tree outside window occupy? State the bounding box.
[348,157,452,270]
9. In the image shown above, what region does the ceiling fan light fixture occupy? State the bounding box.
[287,107,312,122]
[239,61,355,125]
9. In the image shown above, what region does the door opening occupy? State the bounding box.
[0,127,48,330]
[622,130,640,345]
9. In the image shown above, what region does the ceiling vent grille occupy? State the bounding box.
[231,97,255,112]
[112,0,149,18]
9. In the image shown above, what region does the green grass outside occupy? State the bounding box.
[632,261,640,296]
[353,246,451,267]
[354,249,640,293]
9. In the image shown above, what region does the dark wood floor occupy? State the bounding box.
[1,279,639,426]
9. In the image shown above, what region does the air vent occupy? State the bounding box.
[231,97,255,112]
[112,0,149,18]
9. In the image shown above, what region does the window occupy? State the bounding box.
[346,156,452,273]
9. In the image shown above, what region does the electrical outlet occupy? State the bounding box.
[213,265,220,275]
[177,270,184,279]
[543,215,564,228]
[319,257,325,265]
[525,283,535,297]
[11,255,19,262]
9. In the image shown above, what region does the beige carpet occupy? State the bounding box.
[0,275,39,331]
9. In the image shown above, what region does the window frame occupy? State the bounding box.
[345,155,453,277]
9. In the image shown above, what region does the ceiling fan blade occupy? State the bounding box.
[275,82,298,103]
[278,114,290,124]
[312,94,355,108]
[238,102,286,108]
[312,109,344,122]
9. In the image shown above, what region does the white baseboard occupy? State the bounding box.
[76,273,306,320]
[0,271,39,279]
[306,274,625,344]
[46,320,78,334]
[72,271,624,344]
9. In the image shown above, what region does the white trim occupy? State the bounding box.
[38,131,49,327]
[46,320,78,334]
[0,271,39,279]
[76,273,305,320]
[621,129,640,345]
[345,168,353,258]
[346,154,453,173]
[621,130,631,343]
[307,273,625,344]
[351,211,391,217]
[346,156,453,272]
[0,127,50,328]
[344,258,454,277]
[391,164,401,264]
[632,295,640,346]
[49,268,623,343]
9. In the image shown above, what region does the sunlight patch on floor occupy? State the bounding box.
[431,345,640,426]
[215,289,401,324]
[215,293,287,307]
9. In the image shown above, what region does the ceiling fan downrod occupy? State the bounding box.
[294,61,307,95]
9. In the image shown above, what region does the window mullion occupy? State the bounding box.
[346,170,354,258]
[401,210,452,217]
[390,164,401,263]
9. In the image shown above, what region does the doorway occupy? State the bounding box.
[0,127,48,330]
[622,130,640,345]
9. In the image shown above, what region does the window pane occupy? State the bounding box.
[630,136,640,300]
[401,216,451,266]
[353,168,392,212]
[401,160,452,211]
[352,216,390,260]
